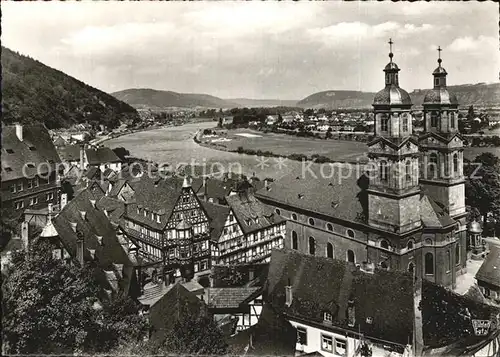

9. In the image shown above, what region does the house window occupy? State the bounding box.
[200,260,208,270]
[291,213,298,221]
[275,208,281,215]
[10,185,16,193]
[346,229,355,238]
[28,180,33,189]
[137,207,140,215]
[156,214,161,223]
[335,338,347,356]
[46,192,54,201]
[425,252,434,275]
[327,243,334,258]
[455,244,460,265]
[308,236,315,255]
[380,161,388,182]
[229,214,234,222]
[182,196,189,203]
[321,334,333,353]
[308,217,315,226]
[29,197,39,206]
[323,312,333,323]
[326,223,334,231]
[347,250,355,263]
[297,327,307,346]
[35,177,39,187]
[17,183,23,192]
[292,231,298,250]
[15,201,24,210]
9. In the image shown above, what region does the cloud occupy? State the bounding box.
[447,35,496,54]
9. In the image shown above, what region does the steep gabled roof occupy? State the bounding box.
[1,124,61,181]
[85,147,121,165]
[476,244,500,288]
[266,249,415,347]
[201,200,230,242]
[227,193,285,234]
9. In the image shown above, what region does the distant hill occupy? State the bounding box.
[1,47,140,129]
[112,88,237,110]
[298,83,500,109]
[225,98,299,108]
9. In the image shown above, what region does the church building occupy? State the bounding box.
[255,40,467,288]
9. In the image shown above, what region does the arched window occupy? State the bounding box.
[291,213,298,221]
[429,153,438,178]
[450,112,455,129]
[425,253,434,275]
[326,223,334,232]
[380,240,389,249]
[292,231,298,250]
[431,111,439,127]
[407,240,414,250]
[453,153,459,174]
[326,243,334,258]
[455,244,460,265]
[347,250,355,263]
[308,218,315,226]
[380,161,388,182]
[309,237,315,255]
[402,115,409,132]
[275,208,281,215]
[381,114,389,131]
[347,229,355,238]
[447,250,452,272]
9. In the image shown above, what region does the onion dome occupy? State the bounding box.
[423,46,458,105]
[373,39,413,107]
[468,220,482,234]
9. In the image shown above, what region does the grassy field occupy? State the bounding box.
[202,128,500,162]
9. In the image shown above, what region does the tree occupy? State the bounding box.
[159,304,228,355]
[2,240,147,354]
[467,105,475,120]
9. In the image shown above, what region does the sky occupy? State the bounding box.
[2,1,499,100]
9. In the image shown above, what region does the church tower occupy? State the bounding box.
[367,39,421,234]
[419,47,465,220]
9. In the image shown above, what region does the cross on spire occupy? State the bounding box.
[437,45,442,65]
[388,38,394,62]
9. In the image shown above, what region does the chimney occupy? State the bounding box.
[15,124,23,142]
[76,231,84,266]
[79,144,85,170]
[285,279,293,307]
[21,221,29,251]
[203,177,208,201]
[61,193,68,210]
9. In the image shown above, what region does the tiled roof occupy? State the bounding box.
[1,124,61,181]
[58,144,81,162]
[201,200,230,242]
[207,287,261,309]
[228,303,297,356]
[226,193,285,234]
[149,282,206,344]
[53,136,68,147]
[476,245,500,287]
[84,166,102,180]
[125,175,187,230]
[85,147,121,165]
[255,165,369,225]
[52,189,134,295]
[420,194,456,228]
[266,249,415,346]
[97,196,126,224]
[108,179,128,197]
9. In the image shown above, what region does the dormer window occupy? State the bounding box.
[5,149,14,154]
[29,146,36,151]
[323,312,333,323]
[4,167,12,172]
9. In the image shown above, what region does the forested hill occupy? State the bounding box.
[1,47,140,129]
[298,83,500,109]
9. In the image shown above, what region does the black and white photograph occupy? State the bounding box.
[1,1,500,356]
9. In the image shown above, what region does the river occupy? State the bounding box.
[104,121,307,180]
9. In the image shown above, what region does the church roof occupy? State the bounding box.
[384,62,400,71]
[476,244,500,287]
[420,195,457,229]
[433,66,448,75]
[373,85,412,106]
[423,88,458,105]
